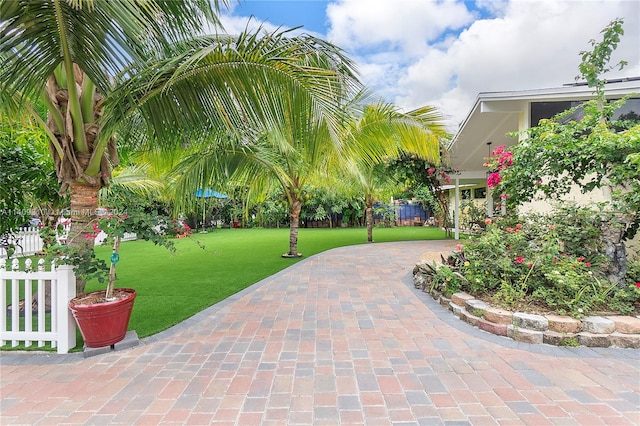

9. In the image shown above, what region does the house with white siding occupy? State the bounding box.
[444,77,640,248]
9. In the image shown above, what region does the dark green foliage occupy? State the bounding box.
[299,185,360,228]
[386,152,457,227]
[0,125,61,234]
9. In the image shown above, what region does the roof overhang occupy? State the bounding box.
[447,78,640,176]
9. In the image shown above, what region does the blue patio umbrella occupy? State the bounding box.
[195,189,228,231]
[194,188,228,199]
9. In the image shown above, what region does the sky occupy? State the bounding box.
[219,0,640,131]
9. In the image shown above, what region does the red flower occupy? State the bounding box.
[491,146,505,157]
[585,262,592,267]
[635,282,640,288]
[515,255,524,264]
[516,223,523,229]
[487,172,501,188]
[498,151,513,169]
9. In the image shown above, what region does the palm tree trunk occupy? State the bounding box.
[44,67,113,295]
[600,211,630,286]
[285,199,303,257]
[67,181,100,294]
[366,202,374,243]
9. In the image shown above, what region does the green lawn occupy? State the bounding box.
[84,226,450,339]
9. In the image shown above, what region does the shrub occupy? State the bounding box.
[456,205,639,317]
[171,219,192,238]
[431,264,465,297]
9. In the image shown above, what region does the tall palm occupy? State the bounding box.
[342,102,449,242]
[173,90,340,258]
[0,0,359,291]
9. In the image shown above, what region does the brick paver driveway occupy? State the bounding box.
[1,241,639,425]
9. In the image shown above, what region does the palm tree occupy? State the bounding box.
[0,0,360,291]
[169,41,362,257]
[342,102,449,242]
[173,97,339,258]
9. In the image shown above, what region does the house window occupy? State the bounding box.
[474,187,486,199]
[461,189,471,200]
[531,98,640,127]
[531,101,580,126]
[612,98,640,121]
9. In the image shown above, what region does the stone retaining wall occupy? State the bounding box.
[413,266,640,349]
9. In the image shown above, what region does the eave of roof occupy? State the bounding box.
[449,77,640,150]
[447,78,640,176]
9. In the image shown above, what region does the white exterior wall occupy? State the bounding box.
[518,186,607,215]
[627,234,640,258]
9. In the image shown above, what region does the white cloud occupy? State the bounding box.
[326,0,475,56]
[217,9,324,39]
[224,0,640,132]
[326,0,640,130]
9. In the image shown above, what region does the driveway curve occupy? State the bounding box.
[1,240,639,425]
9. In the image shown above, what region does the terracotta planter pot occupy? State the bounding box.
[69,288,136,348]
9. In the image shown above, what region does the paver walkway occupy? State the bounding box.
[1,240,639,425]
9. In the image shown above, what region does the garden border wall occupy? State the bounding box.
[413,266,640,349]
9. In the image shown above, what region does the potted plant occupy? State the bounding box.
[44,207,180,348]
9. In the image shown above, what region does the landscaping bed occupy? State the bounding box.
[413,276,640,348]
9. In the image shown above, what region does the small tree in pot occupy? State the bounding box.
[43,206,182,348]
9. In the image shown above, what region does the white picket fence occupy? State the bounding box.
[0,227,43,258]
[0,225,137,259]
[0,258,76,354]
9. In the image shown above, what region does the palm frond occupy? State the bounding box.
[0,0,222,99]
[344,101,448,166]
[100,163,164,199]
[99,27,361,155]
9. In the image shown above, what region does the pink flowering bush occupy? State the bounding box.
[171,219,192,238]
[426,165,452,185]
[486,172,501,189]
[483,145,514,171]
